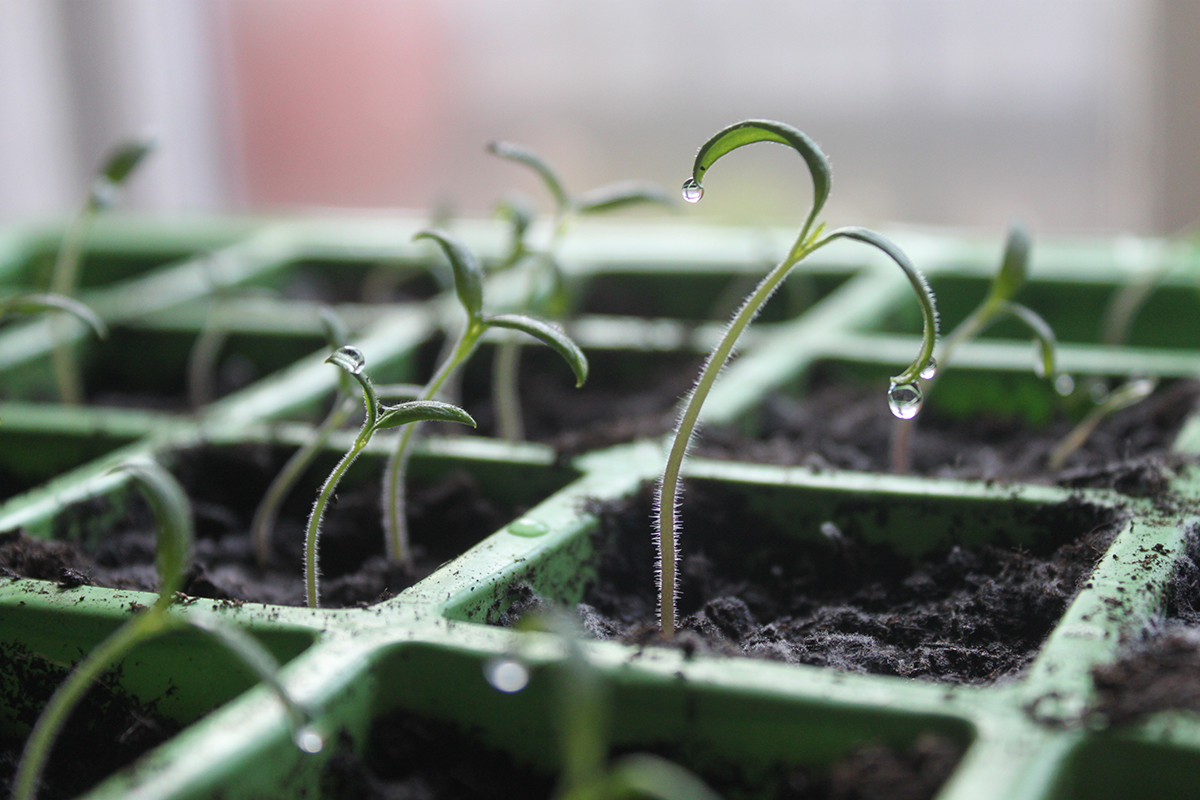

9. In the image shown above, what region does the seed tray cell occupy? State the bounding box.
[0,216,1199,799]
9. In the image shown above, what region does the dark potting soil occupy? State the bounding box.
[0,444,520,608]
[0,642,179,800]
[502,481,1121,684]
[695,375,1200,487]
[323,708,963,800]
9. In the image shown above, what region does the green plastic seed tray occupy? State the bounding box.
[1,215,1200,800]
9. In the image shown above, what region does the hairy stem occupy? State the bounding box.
[305,430,371,609]
[253,392,358,568]
[655,243,817,636]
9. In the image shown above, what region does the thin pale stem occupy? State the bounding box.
[12,610,166,800]
[492,336,525,442]
[253,392,357,568]
[186,319,229,410]
[655,243,817,636]
[382,323,482,566]
[49,205,95,405]
[306,426,372,608]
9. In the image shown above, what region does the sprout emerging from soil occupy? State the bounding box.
[308,345,477,608]
[380,229,588,571]
[656,120,940,638]
[890,221,1061,473]
[13,458,316,800]
[49,137,155,404]
[486,140,670,441]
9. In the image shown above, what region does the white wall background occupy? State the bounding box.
[0,0,1194,236]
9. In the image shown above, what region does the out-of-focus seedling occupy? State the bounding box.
[305,345,477,608]
[486,140,669,440]
[11,458,317,800]
[380,229,588,572]
[494,612,724,800]
[655,120,940,637]
[50,137,155,404]
[1048,377,1158,471]
[890,222,1061,473]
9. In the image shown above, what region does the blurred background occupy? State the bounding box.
[0,0,1197,235]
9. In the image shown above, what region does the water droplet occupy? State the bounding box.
[329,345,365,375]
[919,357,938,380]
[1054,374,1075,396]
[484,658,529,693]
[1089,381,1110,404]
[887,383,923,420]
[681,179,704,203]
[508,517,549,538]
[293,725,325,754]
[1032,342,1048,378]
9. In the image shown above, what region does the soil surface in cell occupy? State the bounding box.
[0,444,521,608]
[323,708,963,800]
[1091,530,1200,725]
[0,642,179,800]
[502,481,1122,684]
[694,373,1200,488]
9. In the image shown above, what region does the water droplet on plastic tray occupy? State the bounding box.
[887,382,923,420]
[508,517,549,538]
[484,658,530,693]
[681,179,703,203]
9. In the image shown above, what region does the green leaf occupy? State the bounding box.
[99,138,156,185]
[989,220,1032,305]
[1000,302,1057,379]
[826,227,939,385]
[487,140,571,216]
[374,399,476,431]
[0,292,107,338]
[485,313,589,387]
[575,181,673,215]
[414,228,484,320]
[690,120,831,237]
[111,458,193,604]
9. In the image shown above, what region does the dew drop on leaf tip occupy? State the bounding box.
[887,382,923,420]
[681,179,703,203]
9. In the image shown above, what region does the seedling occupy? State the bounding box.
[49,137,154,404]
[487,140,669,440]
[890,222,1060,473]
[11,458,316,800]
[1048,377,1158,471]
[656,120,940,637]
[503,613,724,800]
[250,307,356,567]
[380,229,588,570]
[305,345,476,607]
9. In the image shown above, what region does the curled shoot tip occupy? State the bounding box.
[574,181,674,215]
[999,301,1057,379]
[487,140,570,215]
[485,313,589,386]
[688,119,832,239]
[826,226,938,385]
[414,228,484,320]
[0,292,107,339]
[110,458,193,604]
